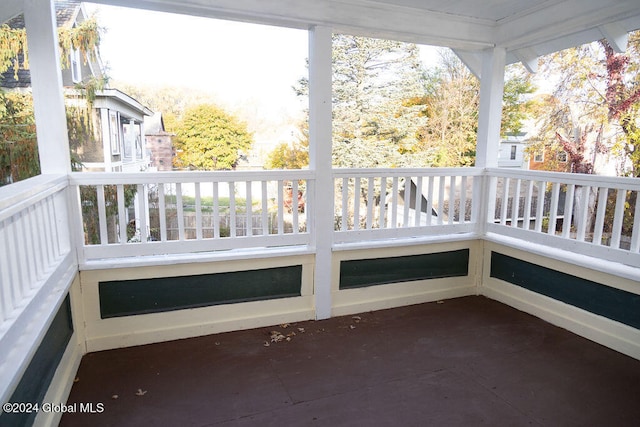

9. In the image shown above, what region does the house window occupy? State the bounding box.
[70,48,82,83]
[557,151,568,162]
[109,111,120,155]
[510,145,517,160]
[534,151,544,163]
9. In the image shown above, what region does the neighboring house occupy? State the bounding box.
[528,142,571,172]
[145,112,175,171]
[0,0,153,172]
[498,132,528,169]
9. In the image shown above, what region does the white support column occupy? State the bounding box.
[474,47,505,238]
[308,25,333,320]
[476,47,506,170]
[23,0,71,175]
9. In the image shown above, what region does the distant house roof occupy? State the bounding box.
[1,0,83,88]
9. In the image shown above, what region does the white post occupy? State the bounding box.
[473,47,505,227]
[23,0,71,175]
[473,47,505,291]
[308,26,333,320]
[476,47,506,170]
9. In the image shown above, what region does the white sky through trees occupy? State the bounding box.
[86,2,440,119]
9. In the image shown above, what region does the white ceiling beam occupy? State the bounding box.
[88,0,495,50]
[496,0,640,51]
[452,49,483,79]
[599,22,629,53]
[514,48,539,74]
[0,0,23,24]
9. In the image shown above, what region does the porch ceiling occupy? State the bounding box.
[79,0,640,64]
[2,1,639,65]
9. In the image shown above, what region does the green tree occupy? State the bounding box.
[331,34,428,168]
[113,82,221,133]
[414,50,478,166]
[0,17,102,185]
[265,122,308,169]
[532,31,640,177]
[0,90,38,184]
[173,104,253,170]
[411,51,535,167]
[293,34,428,168]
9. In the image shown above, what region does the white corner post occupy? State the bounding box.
[476,47,506,170]
[23,0,71,175]
[474,47,505,233]
[308,25,333,320]
[473,46,505,291]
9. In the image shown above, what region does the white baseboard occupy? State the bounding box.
[332,280,477,317]
[482,277,640,360]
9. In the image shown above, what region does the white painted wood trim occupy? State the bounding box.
[0,254,76,405]
[33,338,84,427]
[309,25,334,320]
[80,255,316,351]
[475,48,506,170]
[331,240,481,316]
[483,279,640,360]
[23,0,71,175]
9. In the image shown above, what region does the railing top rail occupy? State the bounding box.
[333,167,481,178]
[0,174,68,220]
[485,168,640,190]
[69,169,315,185]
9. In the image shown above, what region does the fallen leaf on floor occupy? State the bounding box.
[136,389,147,396]
[437,300,444,304]
[74,377,80,383]
[286,332,296,337]
[263,341,270,347]
[349,325,356,329]
[297,327,305,333]
[111,395,119,399]
[352,316,362,322]
[270,330,285,342]
[286,337,291,341]
[215,342,220,346]
[280,323,290,328]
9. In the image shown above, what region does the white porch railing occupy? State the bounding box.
[333,168,481,243]
[0,175,71,328]
[69,170,313,262]
[67,168,640,266]
[0,174,75,404]
[486,168,640,267]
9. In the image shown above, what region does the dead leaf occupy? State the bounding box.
[111,395,119,400]
[263,341,270,347]
[215,342,220,346]
[297,327,305,333]
[352,316,362,322]
[136,388,147,396]
[349,325,356,330]
[74,377,80,383]
[270,330,285,342]
[280,323,290,328]
[437,300,444,304]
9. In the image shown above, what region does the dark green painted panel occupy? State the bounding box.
[0,296,73,427]
[339,249,469,290]
[99,265,303,319]
[490,252,640,329]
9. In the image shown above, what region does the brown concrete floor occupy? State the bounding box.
[61,296,640,426]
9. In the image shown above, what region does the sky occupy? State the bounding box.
[85,3,309,118]
[85,3,441,121]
